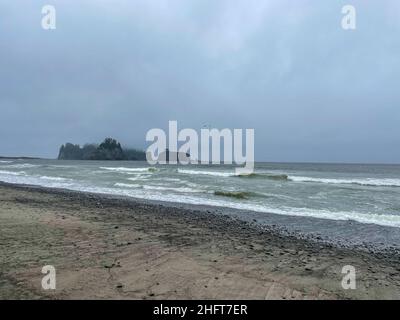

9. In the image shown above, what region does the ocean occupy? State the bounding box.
[2,159,400,231]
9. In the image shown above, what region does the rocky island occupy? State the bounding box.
[58,138,146,161]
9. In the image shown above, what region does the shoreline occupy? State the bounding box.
[1,182,400,299]
[1,181,400,254]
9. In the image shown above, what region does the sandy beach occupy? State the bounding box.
[0,182,399,299]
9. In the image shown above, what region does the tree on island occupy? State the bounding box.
[91,138,124,160]
[58,138,146,161]
[58,143,83,160]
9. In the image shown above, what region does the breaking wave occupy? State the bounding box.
[289,176,400,187]
[177,168,400,187]
[0,170,26,176]
[236,172,289,181]
[4,163,39,169]
[177,169,232,177]
[178,169,289,181]
[100,167,157,174]
[39,176,70,181]
[114,182,141,188]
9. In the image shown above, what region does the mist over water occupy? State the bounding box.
[2,159,400,228]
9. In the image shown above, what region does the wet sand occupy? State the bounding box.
[0,182,399,299]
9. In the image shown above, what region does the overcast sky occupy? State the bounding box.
[1,0,399,162]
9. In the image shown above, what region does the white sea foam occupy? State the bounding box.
[4,163,39,169]
[100,167,155,174]
[177,169,288,180]
[0,173,74,189]
[0,170,26,176]
[178,169,400,187]
[127,175,149,181]
[289,176,400,187]
[48,165,73,168]
[40,176,70,181]
[154,178,182,182]
[178,169,232,177]
[0,160,13,163]
[232,204,400,228]
[82,186,400,228]
[114,182,141,188]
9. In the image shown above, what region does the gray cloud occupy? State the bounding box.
[0,0,399,162]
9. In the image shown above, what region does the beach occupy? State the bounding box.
[1,182,399,299]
